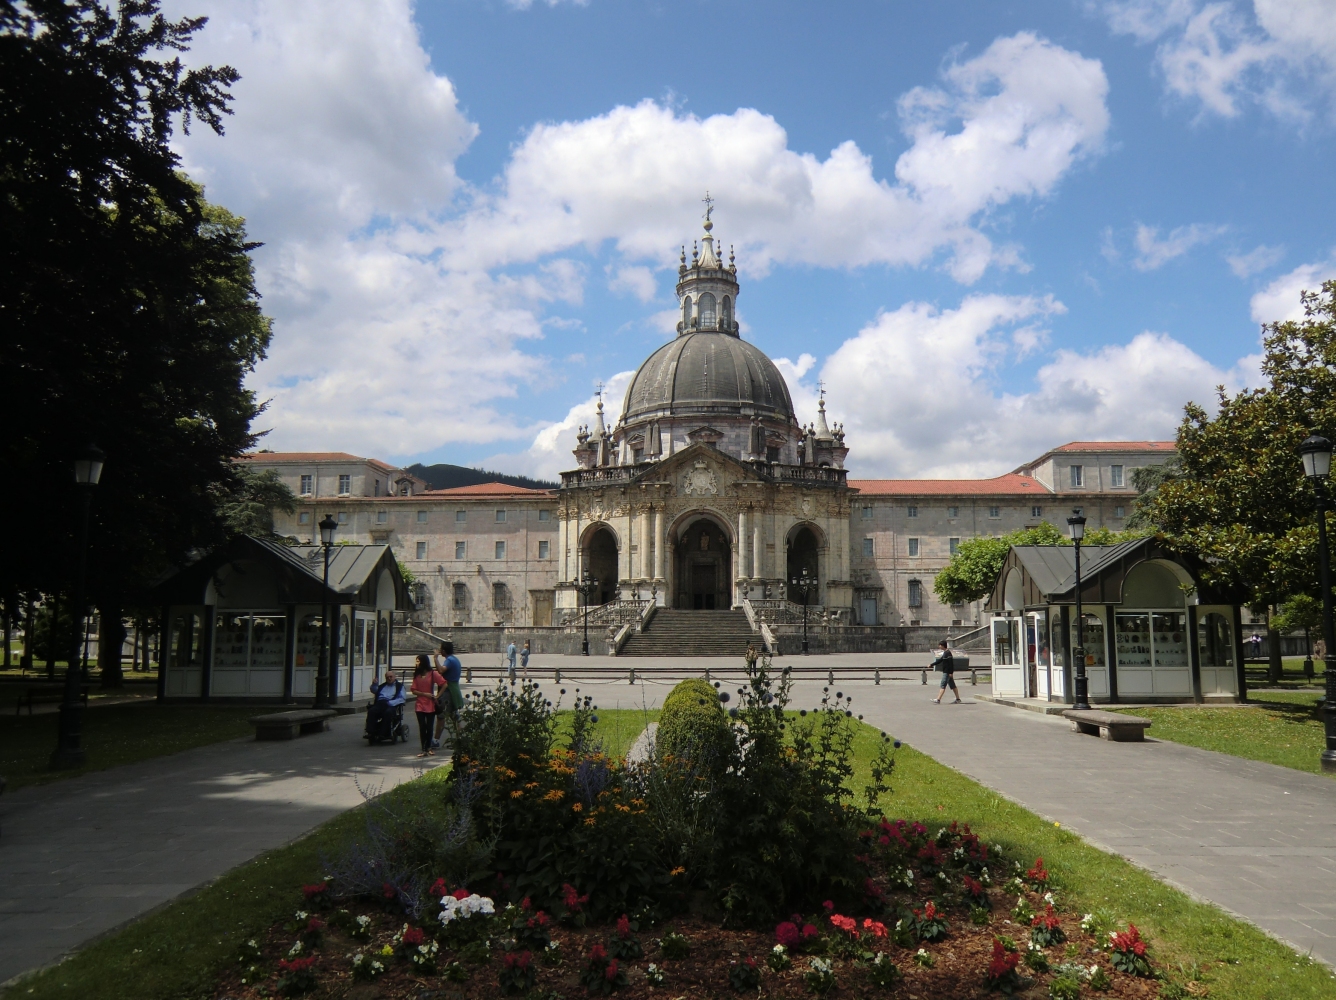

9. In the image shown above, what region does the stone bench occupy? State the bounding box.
[1062,709,1151,742]
[249,709,338,741]
[16,684,89,716]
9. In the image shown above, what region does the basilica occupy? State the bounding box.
[250,213,1173,633]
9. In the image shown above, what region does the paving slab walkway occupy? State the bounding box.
[0,713,436,985]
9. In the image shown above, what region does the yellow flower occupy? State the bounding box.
[510,790,524,799]
[584,817,597,827]
[572,802,583,812]
[542,790,564,803]
[525,782,540,790]
[670,867,686,877]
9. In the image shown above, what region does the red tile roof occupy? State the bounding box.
[849,474,1051,496]
[1051,441,1175,452]
[239,452,396,472]
[424,482,555,498]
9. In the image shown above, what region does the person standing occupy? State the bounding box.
[931,640,961,704]
[432,641,464,749]
[745,643,758,671]
[520,640,531,671]
[410,655,445,757]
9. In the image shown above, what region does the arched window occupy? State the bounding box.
[720,295,732,329]
[699,292,716,328]
[682,296,692,329]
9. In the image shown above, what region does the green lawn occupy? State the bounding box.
[1112,690,1329,777]
[7,709,1332,1000]
[0,702,257,790]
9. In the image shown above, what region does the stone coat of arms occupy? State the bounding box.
[682,461,719,497]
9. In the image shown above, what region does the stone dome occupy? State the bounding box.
[622,330,796,424]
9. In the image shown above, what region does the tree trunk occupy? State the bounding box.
[1267,606,1284,686]
[99,606,126,689]
[47,592,60,680]
[21,592,34,671]
[2,590,11,668]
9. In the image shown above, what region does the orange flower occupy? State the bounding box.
[510,790,524,799]
[572,802,583,812]
[542,790,564,803]
[670,867,686,877]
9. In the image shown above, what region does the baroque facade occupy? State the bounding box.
[252,216,1175,631]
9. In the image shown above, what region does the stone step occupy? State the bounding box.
[620,609,759,656]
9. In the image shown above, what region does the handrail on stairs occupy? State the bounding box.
[947,623,990,649]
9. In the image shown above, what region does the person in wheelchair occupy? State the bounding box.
[365,668,407,743]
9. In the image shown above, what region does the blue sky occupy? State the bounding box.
[167,0,1336,479]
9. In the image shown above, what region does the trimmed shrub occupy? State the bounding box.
[655,677,729,764]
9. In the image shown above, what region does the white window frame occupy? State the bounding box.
[947,506,959,518]
[1030,505,1042,518]
[1114,506,1125,518]
[299,474,313,497]
[1110,464,1124,488]
[1070,465,1084,488]
[454,541,466,560]
[988,506,1001,519]
[338,474,351,496]
[907,505,918,518]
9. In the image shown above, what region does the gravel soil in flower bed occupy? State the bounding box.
[212,883,1161,999]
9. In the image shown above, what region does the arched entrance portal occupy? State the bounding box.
[787,525,820,590]
[586,527,619,605]
[674,517,732,610]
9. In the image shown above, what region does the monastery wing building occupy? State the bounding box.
[251,216,1175,635]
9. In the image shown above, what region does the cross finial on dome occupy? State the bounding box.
[702,191,714,231]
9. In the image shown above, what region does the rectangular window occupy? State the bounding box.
[495,509,506,523]
[338,474,351,495]
[495,540,506,559]
[1110,464,1124,488]
[538,540,550,559]
[417,510,428,523]
[298,511,311,525]
[1030,505,1042,518]
[1115,505,1125,518]
[1070,465,1083,488]
[455,510,466,522]
[862,537,874,557]
[415,541,427,559]
[907,537,919,557]
[337,511,348,523]
[299,474,313,496]
[455,541,466,559]
[538,509,552,521]
[907,505,918,518]
[493,582,508,610]
[908,580,922,607]
[453,582,467,609]
[861,506,873,519]
[947,506,959,518]
[374,480,381,497]
[988,506,1000,519]
[376,510,387,523]
[949,537,960,555]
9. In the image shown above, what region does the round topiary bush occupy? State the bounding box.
[655,677,729,764]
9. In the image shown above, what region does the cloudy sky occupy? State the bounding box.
[165,0,1336,480]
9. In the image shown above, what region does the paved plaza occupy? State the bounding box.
[3,656,1335,983]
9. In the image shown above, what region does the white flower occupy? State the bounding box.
[294,910,308,922]
[916,948,928,958]
[439,892,497,924]
[287,940,304,957]
[772,944,788,956]
[355,915,372,930]
[1080,913,1096,931]
[1043,891,1056,905]
[810,957,833,974]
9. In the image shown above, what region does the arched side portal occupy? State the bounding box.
[584,525,619,605]
[786,523,822,594]
[672,513,733,610]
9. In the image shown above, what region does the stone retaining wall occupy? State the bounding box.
[394,625,611,657]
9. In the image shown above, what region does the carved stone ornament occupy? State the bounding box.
[682,461,719,497]
[801,495,814,517]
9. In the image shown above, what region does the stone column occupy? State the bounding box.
[654,507,665,583]
[738,507,749,581]
[639,507,651,580]
[753,515,763,580]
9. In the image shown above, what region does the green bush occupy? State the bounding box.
[655,677,729,764]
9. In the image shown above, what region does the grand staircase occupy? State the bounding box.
[618,608,758,657]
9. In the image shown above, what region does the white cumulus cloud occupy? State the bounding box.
[819,295,1249,478]
[1250,256,1336,323]
[1099,0,1336,121]
[1131,222,1228,270]
[1226,243,1286,277]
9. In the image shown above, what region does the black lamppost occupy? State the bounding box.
[790,566,816,655]
[1067,509,1091,711]
[51,445,104,769]
[1298,434,1336,772]
[576,570,599,656]
[315,514,337,709]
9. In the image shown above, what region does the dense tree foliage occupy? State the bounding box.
[1,1,270,664]
[1140,282,1336,608]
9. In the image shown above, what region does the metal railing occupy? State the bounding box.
[564,599,650,632]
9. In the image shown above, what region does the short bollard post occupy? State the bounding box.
[554,668,562,684]
[629,668,637,685]
[971,668,978,686]
[920,669,927,685]
[874,668,881,686]
[827,669,835,686]
[705,668,711,682]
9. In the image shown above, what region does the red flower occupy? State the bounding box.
[520,896,532,911]
[964,875,985,899]
[822,900,834,912]
[746,957,757,969]
[917,842,945,865]
[987,938,1020,978]
[430,878,448,898]
[305,917,325,931]
[863,918,888,938]
[775,922,801,948]
[301,883,326,900]
[400,925,425,946]
[561,882,589,912]
[1032,905,1061,930]
[616,914,631,938]
[588,942,607,962]
[1111,924,1147,956]
[605,959,620,981]
[451,888,471,901]
[381,882,397,899]
[1025,857,1049,884]
[278,956,317,973]
[504,950,533,970]
[801,923,819,941]
[829,913,857,935]
[878,834,891,846]
[922,901,939,920]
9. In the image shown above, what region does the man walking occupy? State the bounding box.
[506,640,518,682]
[931,640,961,704]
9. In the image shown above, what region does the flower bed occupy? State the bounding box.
[214,846,1166,999]
[215,667,1172,998]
